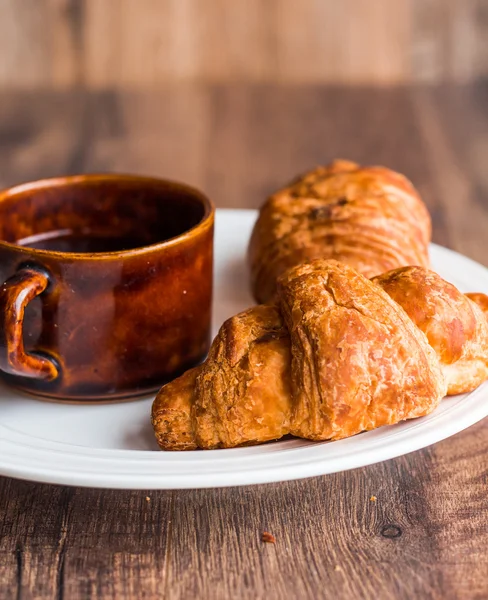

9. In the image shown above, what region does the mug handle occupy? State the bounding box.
[0,267,59,381]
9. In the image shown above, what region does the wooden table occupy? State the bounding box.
[1,84,487,600]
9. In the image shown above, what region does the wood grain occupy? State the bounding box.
[1,0,488,88]
[0,84,487,599]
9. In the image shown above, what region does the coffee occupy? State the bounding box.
[17,230,154,253]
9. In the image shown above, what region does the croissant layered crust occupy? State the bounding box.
[151,261,488,451]
[152,305,292,450]
[248,160,432,304]
[373,267,488,395]
[277,261,445,441]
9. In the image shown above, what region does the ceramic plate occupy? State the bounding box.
[1,209,488,489]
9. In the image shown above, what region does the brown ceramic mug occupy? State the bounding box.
[0,174,214,400]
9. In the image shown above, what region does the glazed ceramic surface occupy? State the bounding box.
[0,175,214,400]
[0,210,487,489]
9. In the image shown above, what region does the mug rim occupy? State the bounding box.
[0,173,215,261]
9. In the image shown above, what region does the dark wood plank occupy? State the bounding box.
[413,83,488,265]
[0,478,172,599]
[204,83,453,246]
[0,87,212,196]
[2,0,488,87]
[0,84,487,600]
[166,453,446,600]
[430,420,488,598]
[0,91,86,186]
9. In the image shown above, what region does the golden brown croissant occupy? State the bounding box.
[373,267,488,395]
[248,160,431,303]
[152,261,488,451]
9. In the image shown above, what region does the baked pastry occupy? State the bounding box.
[152,261,488,451]
[466,293,488,316]
[374,267,488,395]
[248,160,431,303]
[155,304,292,451]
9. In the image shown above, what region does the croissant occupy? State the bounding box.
[152,261,488,450]
[373,268,488,395]
[248,160,431,303]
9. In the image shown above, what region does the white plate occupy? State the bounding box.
[1,209,488,489]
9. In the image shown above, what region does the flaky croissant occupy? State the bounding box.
[248,160,431,303]
[373,268,488,395]
[152,261,488,450]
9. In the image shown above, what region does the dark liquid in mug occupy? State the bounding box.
[17,230,155,253]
